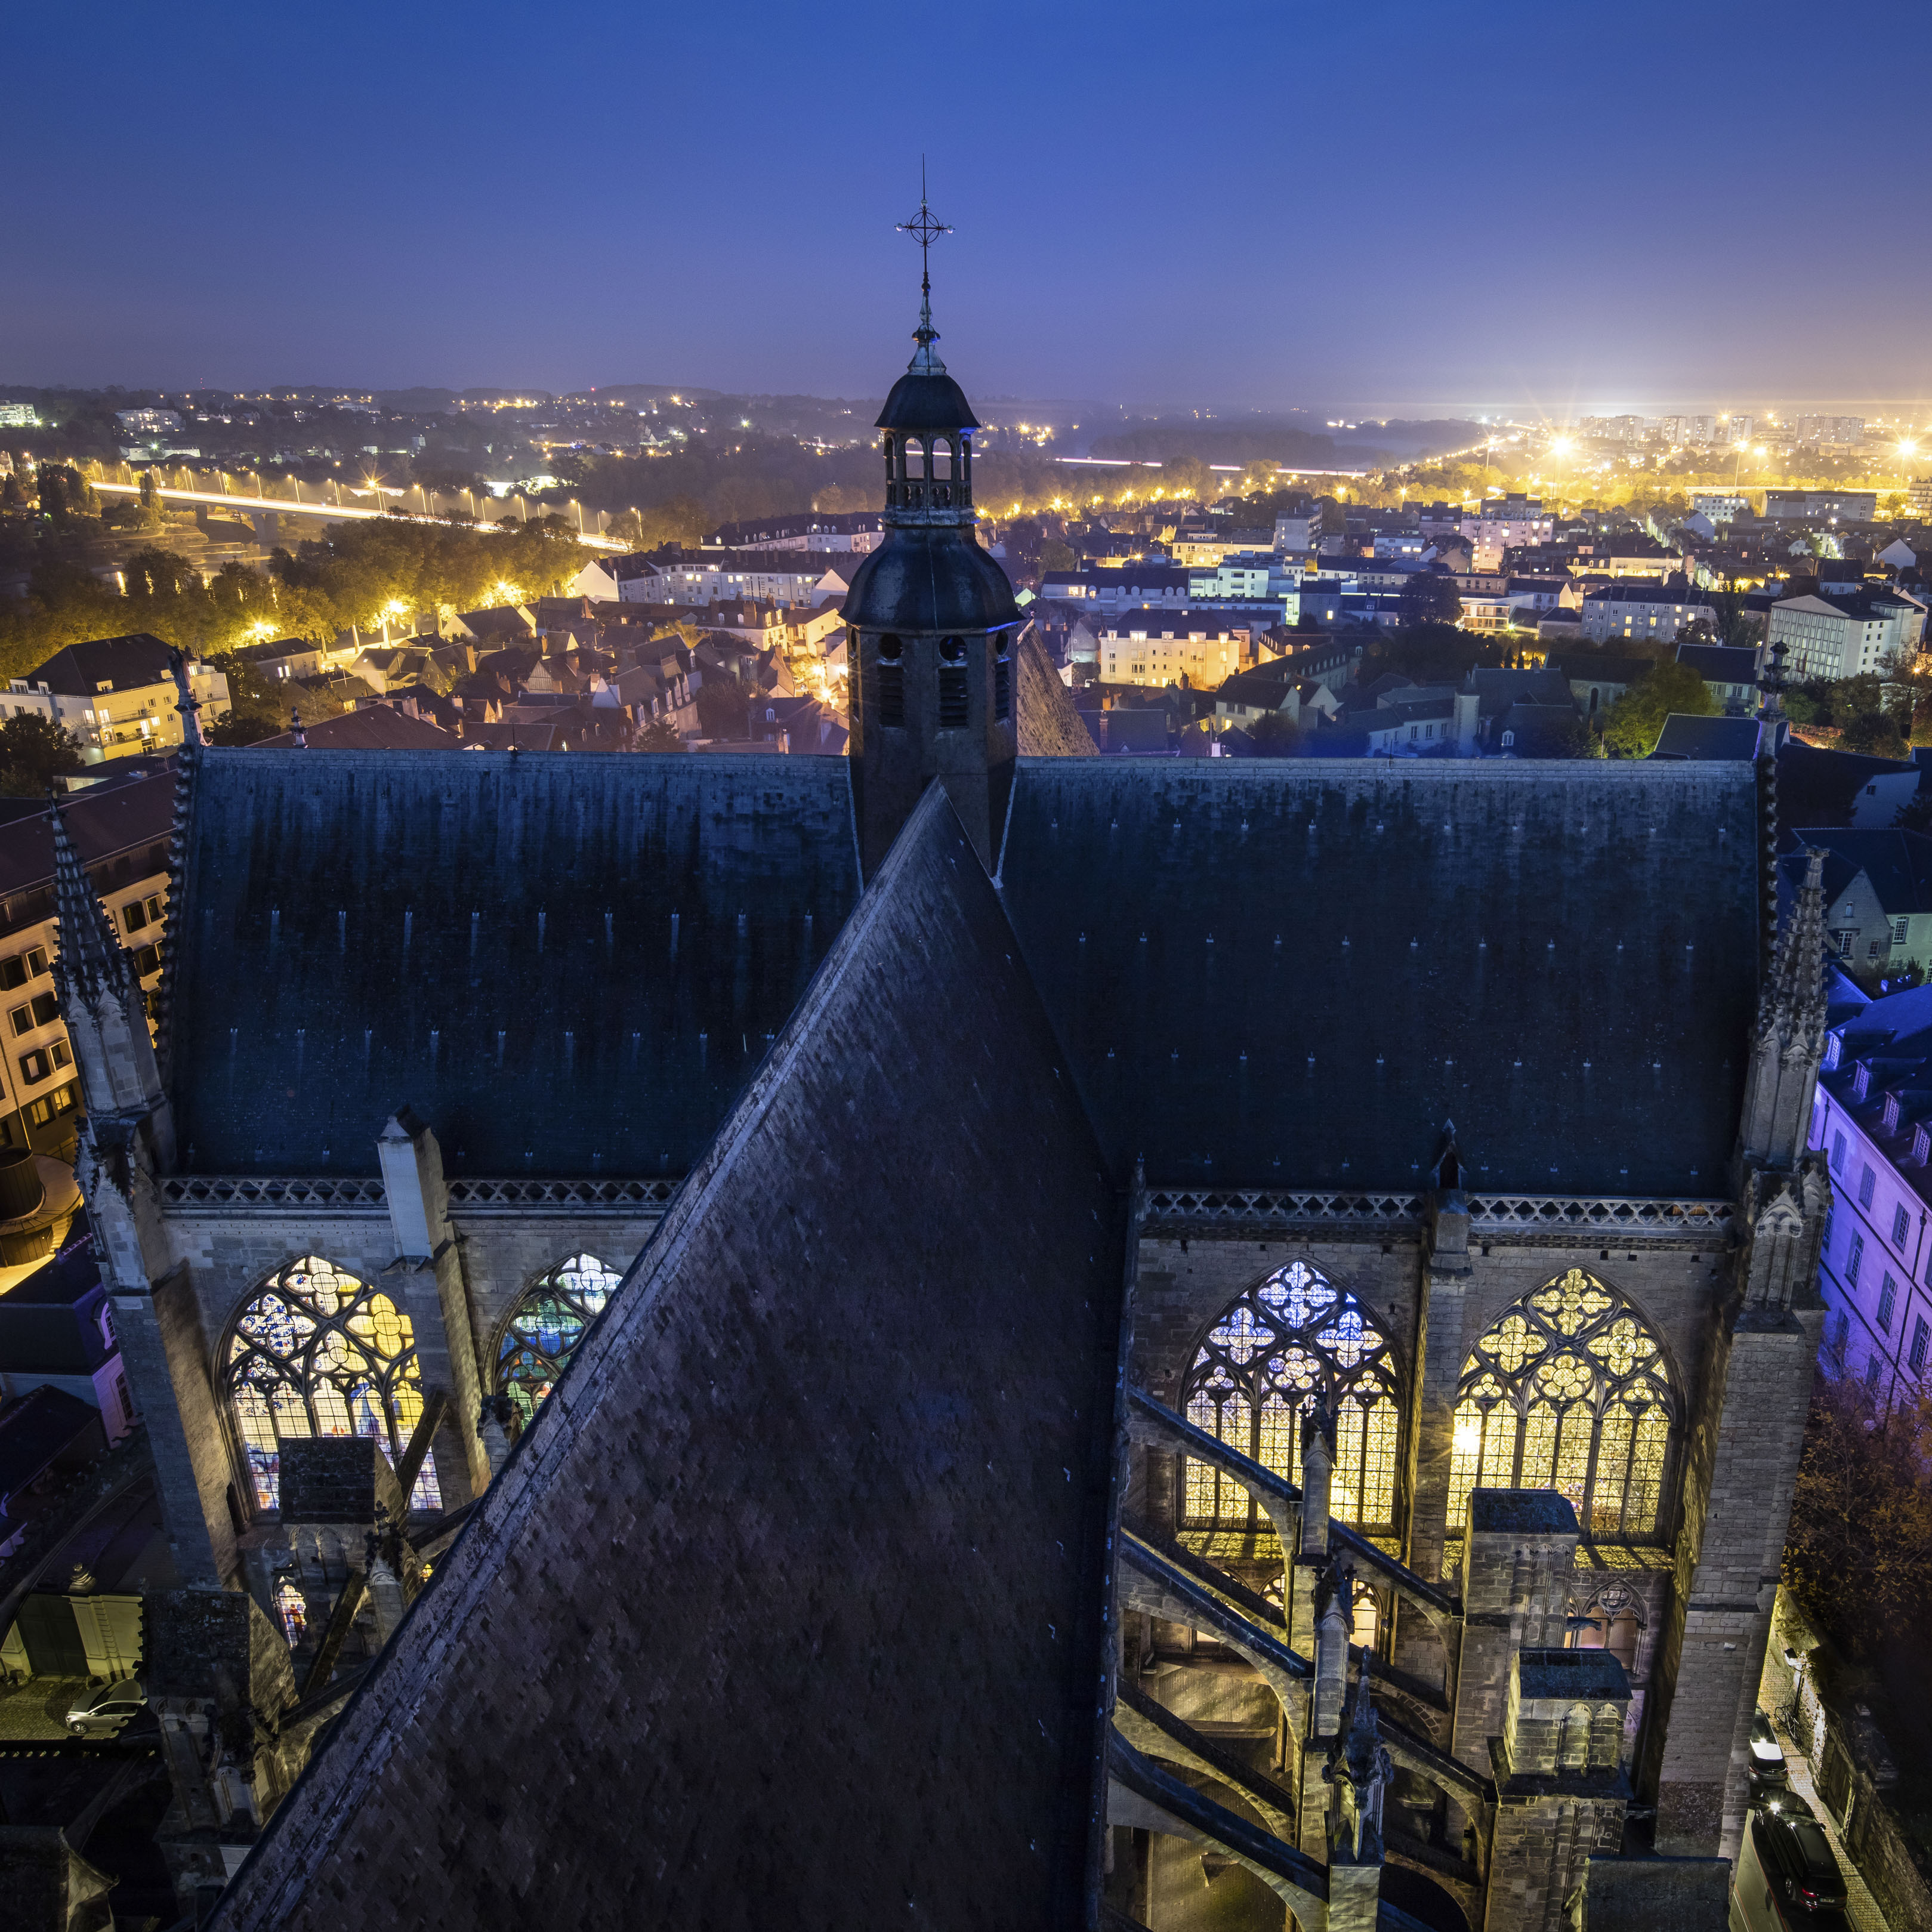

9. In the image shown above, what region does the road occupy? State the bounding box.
[87,478,627,551]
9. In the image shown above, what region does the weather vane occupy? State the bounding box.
[897,160,950,356]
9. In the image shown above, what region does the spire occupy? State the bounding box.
[50,791,134,1007]
[1757,631,1788,724]
[897,163,951,375]
[168,646,204,749]
[1766,847,1828,1055]
[1736,843,1829,1172]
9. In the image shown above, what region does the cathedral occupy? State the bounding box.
[54,246,1825,1932]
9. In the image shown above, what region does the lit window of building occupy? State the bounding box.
[495,1253,622,1432]
[1447,1269,1674,1540]
[1181,1260,1400,1530]
[224,1255,442,1513]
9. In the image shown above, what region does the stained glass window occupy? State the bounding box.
[495,1253,621,1433]
[1181,1260,1402,1529]
[1447,1270,1674,1542]
[224,1256,442,1514]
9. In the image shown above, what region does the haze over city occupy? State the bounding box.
[8,0,1931,412]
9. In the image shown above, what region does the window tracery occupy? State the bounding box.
[1447,1269,1674,1541]
[1181,1260,1401,1530]
[495,1253,621,1431]
[224,1256,440,1514]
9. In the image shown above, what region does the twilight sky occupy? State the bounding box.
[5,0,1927,415]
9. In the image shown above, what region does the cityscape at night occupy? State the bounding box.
[0,4,1927,1931]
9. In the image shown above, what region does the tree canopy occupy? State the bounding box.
[0,517,589,684]
[0,715,84,796]
[1397,569,1462,629]
[1600,659,1715,756]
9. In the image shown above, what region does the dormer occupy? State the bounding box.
[1854,1062,1873,1100]
[1884,1092,1903,1134]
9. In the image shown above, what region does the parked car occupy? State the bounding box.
[1730,1802,1850,1930]
[1749,1708,1789,1800]
[64,1678,148,1737]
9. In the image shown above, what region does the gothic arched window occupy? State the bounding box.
[495,1253,621,1431]
[1181,1260,1401,1530]
[224,1256,440,1514]
[1447,1269,1675,1541]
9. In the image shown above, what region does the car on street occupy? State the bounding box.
[64,1678,148,1737]
[1730,1801,1850,1930]
[1749,1708,1790,1801]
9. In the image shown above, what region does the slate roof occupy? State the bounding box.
[1651,715,1764,760]
[1674,642,1759,683]
[0,765,175,900]
[1577,1855,1733,1932]
[996,760,1759,1192]
[0,1385,104,1500]
[1782,826,1932,912]
[23,631,175,695]
[166,752,862,1175]
[210,788,1124,1931]
[1777,737,1917,828]
[254,708,462,751]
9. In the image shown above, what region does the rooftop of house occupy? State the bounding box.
[1651,715,1765,760]
[1779,826,1932,914]
[1548,653,1650,684]
[1579,583,1709,608]
[255,706,464,751]
[20,631,185,696]
[1674,643,1759,680]
[0,763,175,900]
[0,1385,105,1500]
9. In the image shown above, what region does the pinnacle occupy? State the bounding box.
[51,793,135,1004]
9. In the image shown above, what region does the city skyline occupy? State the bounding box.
[7,0,1928,407]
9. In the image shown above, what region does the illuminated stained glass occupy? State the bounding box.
[1448,1271,1676,1545]
[224,1255,442,1514]
[495,1253,623,1433]
[1180,1260,1401,1530]
[274,1579,307,1646]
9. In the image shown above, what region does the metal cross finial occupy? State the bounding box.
[897,160,951,358]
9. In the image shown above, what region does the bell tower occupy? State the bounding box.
[842,185,1023,878]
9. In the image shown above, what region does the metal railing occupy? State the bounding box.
[161,1175,681,1210]
[1145,1189,1422,1226]
[1144,1187,1732,1236]
[159,1177,388,1208]
[445,1178,680,1208]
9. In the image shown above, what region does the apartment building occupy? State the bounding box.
[1767,590,1926,680]
[572,551,853,607]
[1810,980,1932,1397]
[0,767,174,1158]
[1762,489,1878,523]
[1169,525,1274,567]
[1038,565,1192,613]
[699,511,884,554]
[7,633,229,763]
[1458,493,1553,550]
[1578,581,1717,644]
[1097,607,1258,689]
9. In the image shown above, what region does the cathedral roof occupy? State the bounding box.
[209,788,1124,1929]
[997,758,1761,1196]
[166,751,861,1176]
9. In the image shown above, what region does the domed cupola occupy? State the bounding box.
[842,189,1023,878]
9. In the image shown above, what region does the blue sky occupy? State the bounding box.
[5,0,1927,413]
